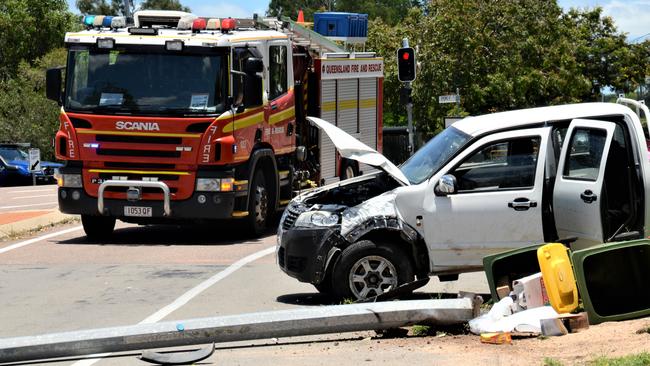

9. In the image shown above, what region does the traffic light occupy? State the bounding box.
[397,47,416,82]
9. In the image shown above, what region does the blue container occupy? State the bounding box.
[314,12,368,38]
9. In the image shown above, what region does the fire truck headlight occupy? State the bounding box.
[196,178,221,192]
[97,38,115,49]
[59,174,83,188]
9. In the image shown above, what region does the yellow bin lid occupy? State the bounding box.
[537,243,579,313]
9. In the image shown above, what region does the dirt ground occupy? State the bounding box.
[212,317,650,366]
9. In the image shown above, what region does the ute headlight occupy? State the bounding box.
[294,211,340,228]
[58,174,82,188]
[196,178,221,192]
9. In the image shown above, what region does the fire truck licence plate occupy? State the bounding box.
[124,206,152,217]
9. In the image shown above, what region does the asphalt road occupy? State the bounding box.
[0,184,58,213]
[0,205,489,365]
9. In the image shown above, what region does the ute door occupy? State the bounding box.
[422,127,550,271]
[553,119,617,250]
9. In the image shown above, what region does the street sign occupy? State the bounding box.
[28,148,41,172]
[439,94,459,104]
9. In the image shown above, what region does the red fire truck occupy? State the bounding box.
[46,10,384,238]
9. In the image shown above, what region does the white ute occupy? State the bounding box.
[277,101,650,300]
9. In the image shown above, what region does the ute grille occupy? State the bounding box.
[282,204,306,230]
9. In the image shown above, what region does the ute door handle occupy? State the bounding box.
[508,197,537,211]
[271,103,278,110]
[580,190,597,204]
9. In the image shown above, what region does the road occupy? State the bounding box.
[0,187,489,365]
[0,184,58,213]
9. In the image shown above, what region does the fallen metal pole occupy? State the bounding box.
[0,299,475,363]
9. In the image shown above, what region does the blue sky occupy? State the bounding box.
[68,0,650,41]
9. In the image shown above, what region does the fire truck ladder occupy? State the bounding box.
[260,17,345,56]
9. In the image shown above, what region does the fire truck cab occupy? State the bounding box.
[46,11,384,239]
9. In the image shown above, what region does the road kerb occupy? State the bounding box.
[0,211,79,241]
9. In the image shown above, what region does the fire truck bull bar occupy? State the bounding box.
[98,180,172,216]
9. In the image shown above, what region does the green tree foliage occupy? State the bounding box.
[367,1,649,134]
[267,0,331,20]
[76,0,114,15]
[0,49,68,160]
[0,0,77,79]
[139,0,190,12]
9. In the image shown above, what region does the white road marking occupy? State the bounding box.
[71,245,276,366]
[3,188,57,194]
[0,202,58,210]
[0,226,83,255]
[11,194,55,199]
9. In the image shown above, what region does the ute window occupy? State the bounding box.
[563,128,607,181]
[64,48,228,115]
[269,45,288,100]
[451,136,541,192]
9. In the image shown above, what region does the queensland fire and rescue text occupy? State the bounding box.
[46,10,384,238]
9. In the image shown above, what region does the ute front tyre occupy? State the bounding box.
[331,240,414,301]
[246,170,269,236]
[81,215,116,240]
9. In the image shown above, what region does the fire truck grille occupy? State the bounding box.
[96,149,181,158]
[103,162,176,169]
[96,134,182,144]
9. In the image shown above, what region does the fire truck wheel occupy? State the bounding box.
[81,215,116,240]
[247,170,269,235]
[340,160,359,180]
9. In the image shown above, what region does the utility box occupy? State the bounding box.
[314,12,368,39]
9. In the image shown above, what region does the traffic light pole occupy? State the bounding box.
[402,38,415,154]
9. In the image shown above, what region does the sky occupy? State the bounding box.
[67,0,650,41]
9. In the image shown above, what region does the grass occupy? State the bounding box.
[411,325,432,337]
[543,358,565,366]
[589,353,650,366]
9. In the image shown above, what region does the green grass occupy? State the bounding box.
[543,358,564,366]
[411,325,431,337]
[589,353,650,366]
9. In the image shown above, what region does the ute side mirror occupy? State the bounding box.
[296,146,307,162]
[434,174,457,196]
[46,67,64,105]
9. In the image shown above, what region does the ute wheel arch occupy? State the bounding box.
[354,230,430,279]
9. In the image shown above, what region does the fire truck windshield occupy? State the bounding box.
[64,48,228,116]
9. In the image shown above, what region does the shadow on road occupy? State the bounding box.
[57,221,278,247]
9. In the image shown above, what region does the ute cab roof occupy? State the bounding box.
[453,102,637,137]
[65,10,288,48]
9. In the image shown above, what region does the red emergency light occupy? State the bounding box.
[221,17,235,32]
[192,18,207,32]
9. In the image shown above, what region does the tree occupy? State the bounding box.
[0,49,68,160]
[139,0,190,12]
[0,0,77,79]
[76,0,114,15]
[267,0,331,20]
[267,0,423,24]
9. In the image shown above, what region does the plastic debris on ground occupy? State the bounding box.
[480,332,512,345]
[469,292,559,335]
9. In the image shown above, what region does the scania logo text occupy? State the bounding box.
[115,121,160,131]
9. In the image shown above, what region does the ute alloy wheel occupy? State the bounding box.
[81,214,116,240]
[331,240,414,301]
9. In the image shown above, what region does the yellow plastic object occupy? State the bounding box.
[537,243,579,314]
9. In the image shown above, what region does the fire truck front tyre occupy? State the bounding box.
[81,215,116,240]
[246,170,269,236]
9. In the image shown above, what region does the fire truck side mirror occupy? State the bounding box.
[46,67,64,105]
[243,58,263,108]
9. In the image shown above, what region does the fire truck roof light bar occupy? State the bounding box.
[98,180,171,216]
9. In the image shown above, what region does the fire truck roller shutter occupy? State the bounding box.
[358,77,378,174]
[319,79,337,183]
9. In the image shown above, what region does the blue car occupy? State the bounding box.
[0,144,63,186]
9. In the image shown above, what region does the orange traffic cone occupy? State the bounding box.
[297,9,305,23]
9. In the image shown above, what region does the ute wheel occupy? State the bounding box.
[331,240,414,301]
[339,160,359,180]
[81,215,116,240]
[246,170,269,236]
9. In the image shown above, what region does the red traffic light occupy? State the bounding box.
[397,47,416,82]
[402,52,410,60]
